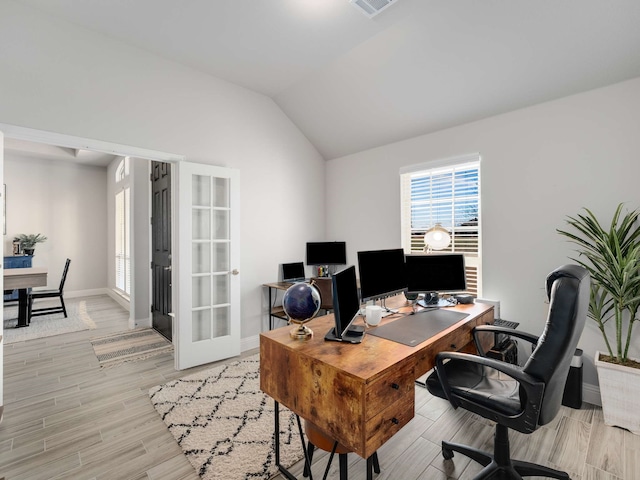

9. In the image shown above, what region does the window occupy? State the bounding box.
[400,155,481,295]
[115,157,131,296]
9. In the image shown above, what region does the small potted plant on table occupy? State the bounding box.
[16,233,47,256]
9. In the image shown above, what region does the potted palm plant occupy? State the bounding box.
[15,233,47,256]
[558,203,640,434]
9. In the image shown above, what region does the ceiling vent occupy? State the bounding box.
[349,0,399,18]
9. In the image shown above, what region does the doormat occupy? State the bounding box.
[90,328,173,368]
[149,354,305,480]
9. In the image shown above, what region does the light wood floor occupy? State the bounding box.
[0,295,637,480]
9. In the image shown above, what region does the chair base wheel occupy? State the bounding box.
[442,439,570,480]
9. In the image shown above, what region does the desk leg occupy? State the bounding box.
[16,288,29,328]
[274,400,311,480]
[269,286,273,330]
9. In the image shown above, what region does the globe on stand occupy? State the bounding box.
[282,282,321,340]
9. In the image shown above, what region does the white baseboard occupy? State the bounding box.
[242,334,260,353]
[65,288,110,299]
[583,382,601,406]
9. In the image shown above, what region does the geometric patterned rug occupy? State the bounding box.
[148,354,305,480]
[90,328,173,368]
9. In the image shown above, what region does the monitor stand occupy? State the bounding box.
[324,327,364,344]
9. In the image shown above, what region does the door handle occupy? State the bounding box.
[164,266,172,271]
[231,269,239,275]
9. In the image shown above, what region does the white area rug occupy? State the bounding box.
[3,300,96,343]
[149,354,304,480]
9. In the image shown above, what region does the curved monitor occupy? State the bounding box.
[357,248,407,303]
[306,241,347,266]
[405,253,467,295]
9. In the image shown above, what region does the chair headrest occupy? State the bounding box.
[546,264,590,300]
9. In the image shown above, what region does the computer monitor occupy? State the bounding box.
[306,241,347,266]
[357,248,407,303]
[405,253,467,307]
[325,265,364,343]
[282,262,305,282]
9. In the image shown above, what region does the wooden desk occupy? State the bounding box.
[260,296,494,462]
[4,267,48,328]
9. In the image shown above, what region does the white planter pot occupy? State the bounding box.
[595,351,640,435]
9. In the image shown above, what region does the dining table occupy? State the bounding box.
[4,267,48,328]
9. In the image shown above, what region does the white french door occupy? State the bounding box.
[174,161,241,370]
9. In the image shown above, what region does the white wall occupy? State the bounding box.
[326,76,640,391]
[0,1,325,342]
[4,153,108,293]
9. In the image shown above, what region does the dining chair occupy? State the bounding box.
[28,258,71,322]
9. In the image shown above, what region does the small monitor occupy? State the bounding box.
[405,253,467,306]
[325,265,364,343]
[282,262,305,282]
[357,248,407,303]
[306,241,347,266]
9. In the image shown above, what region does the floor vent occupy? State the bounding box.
[349,0,399,18]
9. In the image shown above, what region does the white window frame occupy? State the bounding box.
[115,157,131,297]
[400,154,482,296]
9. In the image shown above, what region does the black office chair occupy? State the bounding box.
[28,258,71,321]
[426,264,590,480]
[311,277,333,314]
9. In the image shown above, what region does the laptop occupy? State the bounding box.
[282,262,306,283]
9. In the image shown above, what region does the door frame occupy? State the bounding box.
[0,123,185,332]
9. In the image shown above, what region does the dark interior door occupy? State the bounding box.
[151,161,172,341]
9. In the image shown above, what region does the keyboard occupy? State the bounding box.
[494,318,519,329]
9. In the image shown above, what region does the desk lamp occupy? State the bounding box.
[423,223,451,252]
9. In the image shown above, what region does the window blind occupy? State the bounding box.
[115,187,130,296]
[400,157,481,295]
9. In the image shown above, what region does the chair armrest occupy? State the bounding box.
[435,351,545,410]
[472,325,540,357]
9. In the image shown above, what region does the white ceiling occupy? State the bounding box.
[16,0,640,160]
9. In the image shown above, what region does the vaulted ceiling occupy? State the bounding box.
[16,0,640,160]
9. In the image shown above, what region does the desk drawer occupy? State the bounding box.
[365,361,414,421]
[364,394,414,458]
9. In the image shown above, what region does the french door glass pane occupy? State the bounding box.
[192,175,210,207]
[213,243,229,271]
[214,210,229,239]
[212,274,229,305]
[192,276,211,308]
[192,243,210,274]
[192,209,210,240]
[213,177,229,207]
[213,306,230,337]
[192,309,211,342]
